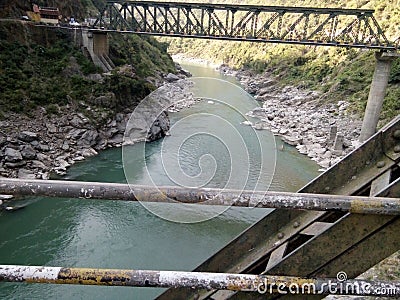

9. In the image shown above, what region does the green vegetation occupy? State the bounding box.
[109,34,174,77]
[0,22,175,119]
[160,0,400,123]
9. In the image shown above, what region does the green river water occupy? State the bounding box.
[0,63,319,299]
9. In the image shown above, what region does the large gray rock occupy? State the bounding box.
[70,114,89,128]
[30,160,48,170]
[5,148,23,162]
[165,73,180,82]
[78,148,98,158]
[106,127,119,138]
[62,142,70,151]
[5,161,26,168]
[124,83,196,145]
[46,123,58,134]
[21,145,37,160]
[18,169,36,179]
[108,134,124,146]
[282,136,303,146]
[36,153,51,162]
[0,136,6,148]
[147,112,170,141]
[77,130,99,147]
[68,128,86,140]
[177,67,192,77]
[18,131,38,142]
[95,138,108,151]
[36,143,50,152]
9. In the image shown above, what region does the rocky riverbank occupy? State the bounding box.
[0,64,192,183]
[218,65,363,170]
[0,107,155,180]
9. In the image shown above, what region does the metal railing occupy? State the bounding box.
[1,265,399,297]
[1,178,400,215]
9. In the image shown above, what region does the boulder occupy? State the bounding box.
[148,112,170,141]
[4,148,23,162]
[106,127,119,138]
[21,145,37,160]
[115,113,125,122]
[68,128,86,140]
[253,123,264,130]
[77,130,99,147]
[267,114,275,121]
[46,123,58,134]
[282,136,303,146]
[0,136,7,148]
[108,134,124,146]
[95,138,108,151]
[319,159,331,169]
[70,114,89,128]
[36,143,50,152]
[18,131,38,142]
[323,151,333,159]
[41,172,50,180]
[78,148,98,158]
[62,142,70,151]
[296,145,308,155]
[18,169,36,179]
[165,73,180,82]
[55,159,70,173]
[279,128,289,135]
[36,153,51,163]
[179,68,192,77]
[343,138,352,149]
[5,161,26,168]
[30,160,48,170]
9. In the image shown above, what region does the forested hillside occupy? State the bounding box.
[161,0,400,123]
[0,0,175,118]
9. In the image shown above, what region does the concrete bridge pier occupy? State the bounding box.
[92,32,109,57]
[359,52,397,142]
[82,30,114,72]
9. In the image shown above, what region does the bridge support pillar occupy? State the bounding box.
[359,52,397,142]
[92,32,109,57]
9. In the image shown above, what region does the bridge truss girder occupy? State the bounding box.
[94,1,397,50]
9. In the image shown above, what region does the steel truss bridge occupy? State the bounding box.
[94,1,398,50]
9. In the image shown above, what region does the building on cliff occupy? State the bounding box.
[28,4,60,24]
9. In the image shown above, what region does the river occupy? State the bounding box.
[0,63,319,299]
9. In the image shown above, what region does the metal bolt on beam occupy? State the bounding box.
[0,178,399,215]
[0,265,399,297]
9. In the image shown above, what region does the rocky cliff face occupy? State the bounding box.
[0,75,192,179]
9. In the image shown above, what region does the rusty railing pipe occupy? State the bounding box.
[0,265,399,296]
[0,178,399,215]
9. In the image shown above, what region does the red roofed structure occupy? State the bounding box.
[32,4,60,24]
